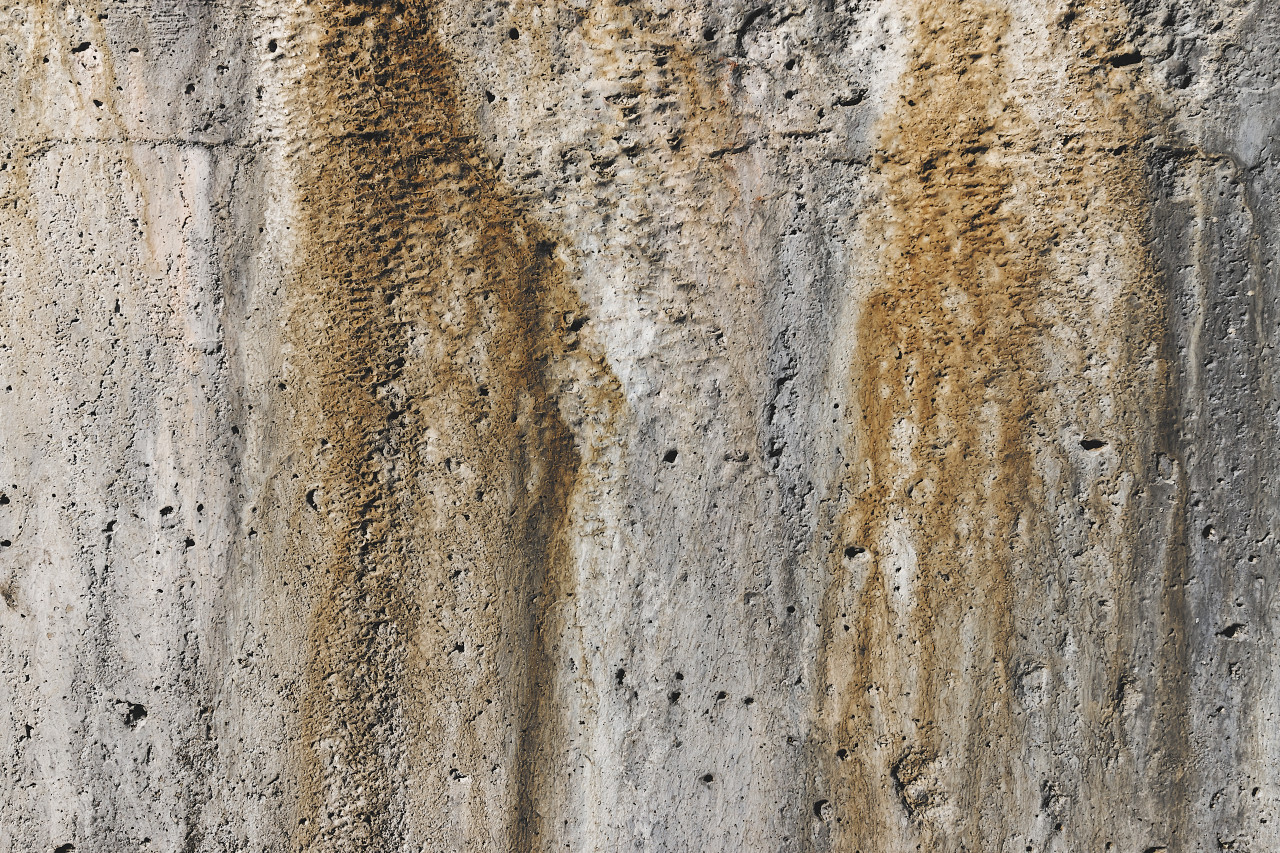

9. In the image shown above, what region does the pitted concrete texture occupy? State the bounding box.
[2,0,1279,851]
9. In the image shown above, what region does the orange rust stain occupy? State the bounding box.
[278,1,612,849]
[821,0,1170,844]
[851,0,1041,765]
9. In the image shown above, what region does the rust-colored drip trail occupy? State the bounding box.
[824,0,1173,844]
[283,1,583,849]
[852,0,1042,779]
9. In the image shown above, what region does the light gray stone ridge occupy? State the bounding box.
[1,0,1277,850]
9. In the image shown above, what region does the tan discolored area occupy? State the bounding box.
[820,0,1178,847]
[271,1,619,849]
[850,1,1041,752]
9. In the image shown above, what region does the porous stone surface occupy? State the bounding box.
[1,0,1278,851]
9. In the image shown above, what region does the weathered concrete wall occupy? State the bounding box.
[1,0,1278,850]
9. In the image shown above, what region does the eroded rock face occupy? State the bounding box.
[1,0,1277,851]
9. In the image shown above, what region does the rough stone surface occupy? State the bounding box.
[1,0,1278,851]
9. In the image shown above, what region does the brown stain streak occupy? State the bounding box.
[824,0,1175,845]
[286,1,588,848]
[854,0,1034,768]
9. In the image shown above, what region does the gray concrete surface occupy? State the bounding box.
[1,0,1277,850]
